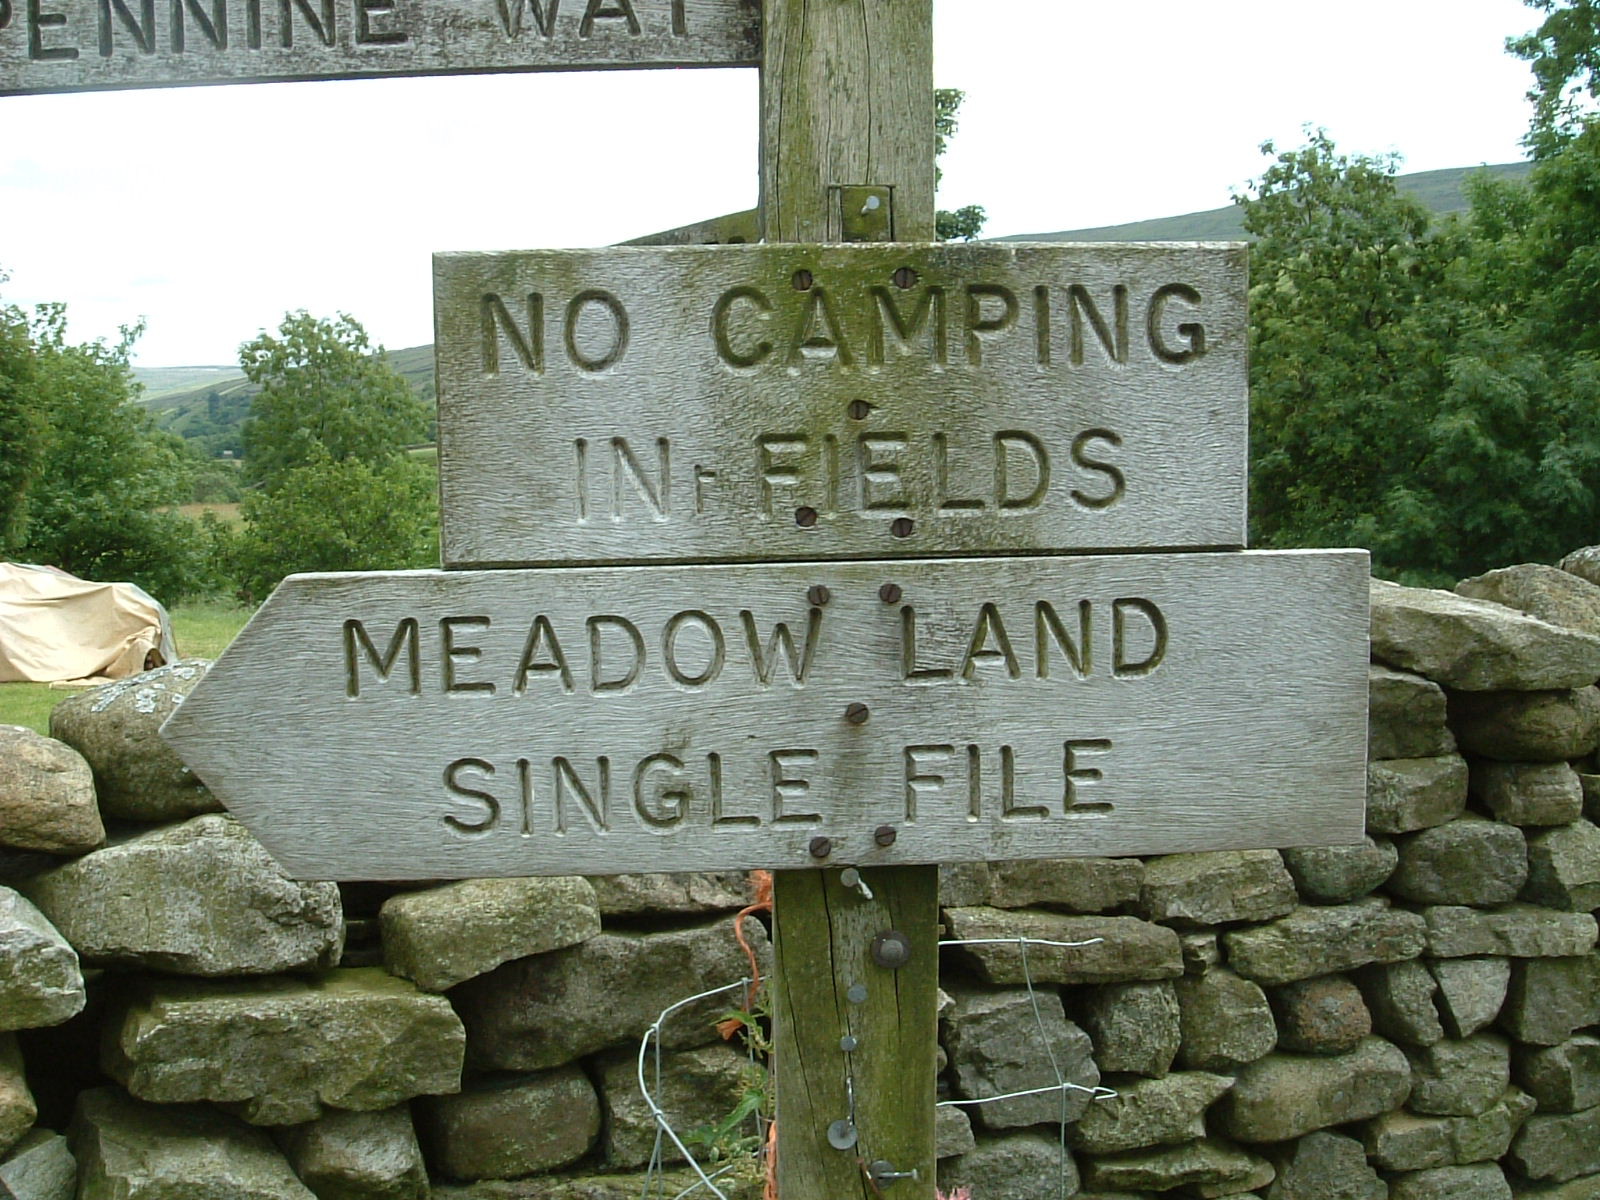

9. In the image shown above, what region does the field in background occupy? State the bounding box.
[0,599,254,736]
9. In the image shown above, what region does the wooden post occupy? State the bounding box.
[763,3,939,1196]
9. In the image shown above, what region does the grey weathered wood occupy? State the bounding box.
[0,0,757,96]
[160,548,1370,881]
[434,241,1248,568]
[622,207,758,246]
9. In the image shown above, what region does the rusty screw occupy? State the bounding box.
[878,583,902,604]
[792,269,815,291]
[874,824,898,847]
[844,702,870,725]
[848,399,872,420]
[893,266,918,290]
[891,517,915,539]
[807,584,831,607]
[795,506,819,528]
[809,836,832,859]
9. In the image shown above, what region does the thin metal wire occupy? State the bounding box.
[636,978,753,1200]
[937,1082,1119,1106]
[939,937,1105,949]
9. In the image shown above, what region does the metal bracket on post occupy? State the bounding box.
[833,185,896,241]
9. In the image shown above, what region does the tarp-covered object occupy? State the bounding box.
[0,563,177,683]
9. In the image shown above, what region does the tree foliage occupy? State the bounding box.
[240,311,430,490]
[232,311,437,596]
[934,88,986,241]
[1240,124,1600,585]
[0,289,45,550]
[1511,0,1600,152]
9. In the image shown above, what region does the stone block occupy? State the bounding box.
[1500,955,1600,1045]
[69,1086,313,1199]
[585,872,750,916]
[1215,1037,1412,1142]
[1264,1130,1385,1200]
[380,876,600,992]
[1510,1104,1600,1183]
[1137,850,1296,926]
[1369,757,1469,835]
[1458,563,1600,636]
[1066,1072,1232,1155]
[1430,957,1510,1039]
[1424,905,1597,959]
[274,1106,428,1200]
[1453,689,1600,764]
[1363,1087,1534,1171]
[1518,1036,1600,1113]
[1078,1138,1273,1195]
[1358,959,1445,1046]
[102,969,465,1126]
[1388,818,1528,905]
[1075,982,1179,1077]
[433,1163,766,1200]
[942,985,1099,1128]
[1223,899,1427,986]
[416,1067,599,1182]
[19,814,342,976]
[984,857,1144,913]
[0,1127,76,1200]
[1269,975,1372,1055]
[935,1103,975,1159]
[1369,579,1600,691]
[1406,1035,1512,1117]
[1387,1162,1511,1200]
[0,888,82,1031]
[1524,820,1600,910]
[1370,664,1455,760]
[938,1132,1079,1200]
[0,1036,33,1158]
[1471,761,1586,826]
[1282,836,1398,904]
[1180,932,1220,974]
[453,917,767,1072]
[1558,544,1600,587]
[594,1041,759,1169]
[1514,1175,1600,1199]
[943,908,1181,985]
[0,726,101,856]
[49,662,219,821]
[1173,969,1277,1071]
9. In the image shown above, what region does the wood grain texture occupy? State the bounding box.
[622,207,759,246]
[759,0,933,241]
[433,241,1249,567]
[0,0,757,96]
[157,549,1371,881]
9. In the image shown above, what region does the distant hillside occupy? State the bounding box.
[138,161,1537,456]
[1002,161,1533,243]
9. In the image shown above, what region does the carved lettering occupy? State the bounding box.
[514,614,573,693]
[1066,284,1128,365]
[857,433,908,511]
[904,744,952,821]
[869,285,946,365]
[1149,283,1206,364]
[565,289,628,372]
[344,617,419,697]
[279,0,334,46]
[740,607,821,686]
[1070,429,1125,510]
[579,0,637,36]
[994,431,1049,511]
[1035,600,1091,680]
[496,0,557,37]
[440,616,494,695]
[588,614,644,693]
[482,293,543,375]
[712,286,773,369]
[633,753,688,828]
[610,436,669,520]
[1113,598,1168,677]
[170,0,225,50]
[662,609,725,689]
[787,287,853,367]
[444,758,499,835]
[354,0,405,44]
[964,284,1017,365]
[98,0,153,53]
[960,602,1019,680]
[555,755,609,833]
[769,748,820,824]
[1063,738,1113,813]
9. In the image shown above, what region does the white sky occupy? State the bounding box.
[0,0,1542,367]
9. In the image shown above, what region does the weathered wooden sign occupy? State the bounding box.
[162,548,1369,881]
[0,0,757,95]
[434,241,1249,569]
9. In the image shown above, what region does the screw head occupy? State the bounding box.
[893,266,918,290]
[871,930,913,970]
[874,824,898,847]
[807,584,831,607]
[844,702,870,725]
[809,835,832,859]
[791,269,815,291]
[795,506,818,528]
[891,517,914,539]
[878,583,903,604]
[848,399,872,420]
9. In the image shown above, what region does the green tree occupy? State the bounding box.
[935,88,986,241]
[228,451,438,603]
[240,311,430,490]
[1240,130,1600,583]
[0,286,46,551]
[1511,0,1600,153]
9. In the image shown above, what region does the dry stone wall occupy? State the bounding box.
[4,556,1600,1197]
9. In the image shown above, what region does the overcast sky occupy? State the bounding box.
[0,0,1543,367]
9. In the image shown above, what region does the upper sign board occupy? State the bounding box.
[161,549,1369,881]
[0,0,757,95]
[434,242,1249,568]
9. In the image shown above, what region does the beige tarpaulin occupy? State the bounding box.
[0,563,177,684]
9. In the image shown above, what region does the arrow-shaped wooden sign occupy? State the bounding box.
[161,548,1369,881]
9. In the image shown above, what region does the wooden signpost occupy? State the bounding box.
[0,0,757,95]
[10,0,1372,1195]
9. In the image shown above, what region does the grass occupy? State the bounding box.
[0,598,254,736]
